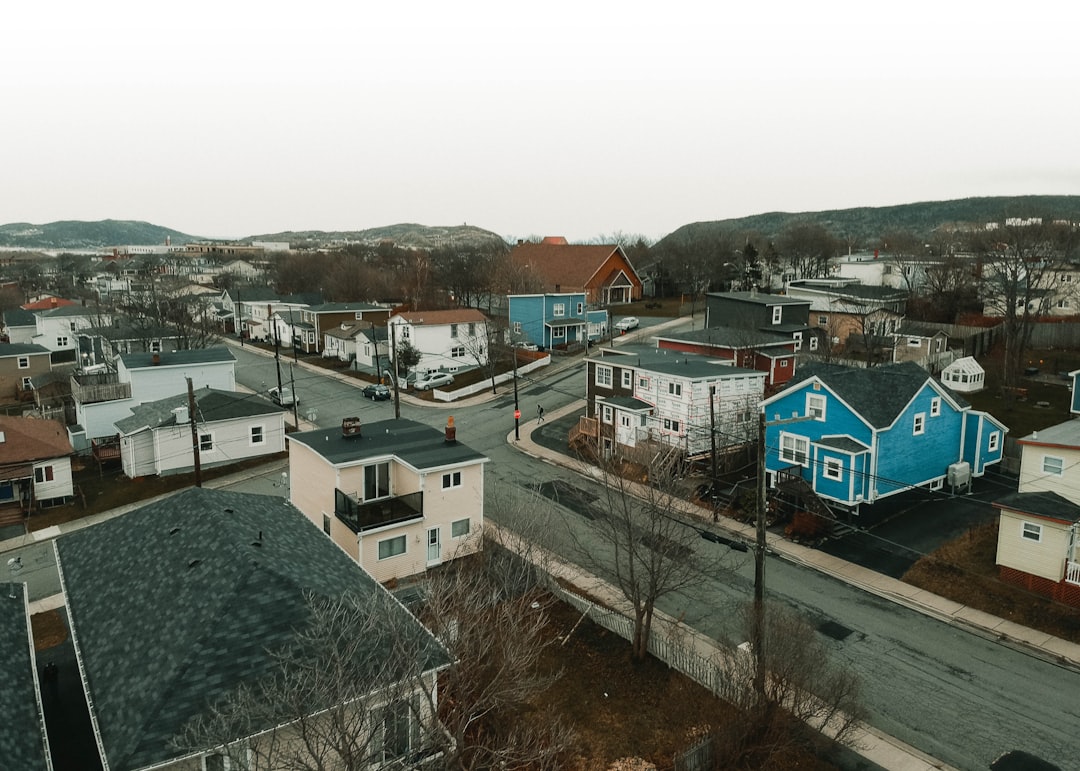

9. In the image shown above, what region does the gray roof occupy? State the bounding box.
[995,490,1080,523]
[115,388,281,434]
[1020,418,1080,448]
[654,326,794,348]
[56,487,450,771]
[120,346,236,369]
[588,347,762,381]
[0,343,49,357]
[545,315,587,326]
[3,308,36,327]
[707,291,810,307]
[304,302,384,313]
[816,435,870,453]
[789,281,908,301]
[793,360,967,428]
[896,322,947,338]
[0,585,50,771]
[288,418,489,470]
[37,305,108,318]
[604,396,653,412]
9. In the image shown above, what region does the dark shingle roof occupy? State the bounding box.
[3,308,37,327]
[816,435,870,453]
[792,361,966,427]
[994,490,1080,523]
[120,346,235,369]
[0,343,49,357]
[706,291,809,306]
[305,302,385,313]
[115,388,281,434]
[654,326,793,348]
[0,585,51,771]
[588,347,762,380]
[288,418,488,470]
[56,487,450,771]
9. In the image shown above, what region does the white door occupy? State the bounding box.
[426,527,441,564]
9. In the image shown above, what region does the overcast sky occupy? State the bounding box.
[3,2,1077,243]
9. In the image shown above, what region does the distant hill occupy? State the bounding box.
[0,220,200,250]
[658,195,1080,248]
[247,223,507,251]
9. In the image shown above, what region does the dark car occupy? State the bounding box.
[362,383,391,401]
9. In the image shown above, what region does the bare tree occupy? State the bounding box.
[711,601,863,766]
[776,222,837,281]
[880,228,925,292]
[564,448,742,660]
[456,317,507,395]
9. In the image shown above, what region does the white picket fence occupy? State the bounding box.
[432,355,552,402]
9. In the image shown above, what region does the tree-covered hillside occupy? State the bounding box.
[0,220,200,249]
[247,223,506,251]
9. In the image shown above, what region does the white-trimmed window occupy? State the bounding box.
[793,331,803,351]
[913,413,925,436]
[1059,299,1071,310]
[663,418,681,433]
[450,324,459,338]
[779,432,809,466]
[620,414,631,428]
[806,393,826,421]
[621,370,633,388]
[199,432,214,452]
[21,377,32,390]
[595,365,613,387]
[988,431,1000,452]
[376,700,421,763]
[552,326,565,339]
[57,336,69,347]
[34,465,54,483]
[512,321,522,334]
[203,753,230,771]
[452,518,470,538]
[451,346,466,358]
[668,382,682,397]
[250,425,265,445]
[1042,455,1064,476]
[553,303,565,317]
[930,397,941,417]
[576,301,584,315]
[442,471,462,489]
[809,336,818,351]
[400,325,411,339]
[1021,521,1043,542]
[364,461,390,500]
[818,315,827,326]
[772,306,783,324]
[149,340,162,352]
[378,535,407,560]
[823,457,842,481]
[638,376,650,389]
[16,356,29,369]
[601,404,613,423]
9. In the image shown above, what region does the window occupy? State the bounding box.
[823,458,842,481]
[452,518,470,538]
[56,336,69,347]
[378,535,407,560]
[1059,299,1070,309]
[17,356,29,369]
[1042,456,1064,476]
[1021,522,1042,542]
[771,306,783,324]
[907,337,922,347]
[21,377,32,389]
[793,331,803,351]
[377,700,420,762]
[930,397,941,417]
[988,431,1000,452]
[809,336,819,351]
[468,323,475,336]
[322,514,331,535]
[638,376,650,389]
[442,471,462,489]
[149,340,162,352]
[203,753,229,771]
[552,326,565,339]
[513,321,522,334]
[621,370,632,388]
[364,461,390,500]
[913,413,925,435]
[250,425,265,445]
[199,432,214,452]
[818,315,828,326]
[400,325,411,339]
[620,414,631,428]
[779,433,809,465]
[450,323,458,338]
[451,346,466,358]
[806,393,826,421]
[601,404,613,423]
[595,365,613,387]
[553,303,565,317]
[576,301,584,315]
[34,465,54,483]
[668,382,682,397]
[663,418,681,433]
[778,358,789,367]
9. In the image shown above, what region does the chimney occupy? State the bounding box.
[341,417,362,437]
[445,416,456,444]
[152,353,161,366]
[50,297,57,307]
[173,405,189,424]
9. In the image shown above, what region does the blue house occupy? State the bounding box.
[508,293,608,349]
[763,361,1007,511]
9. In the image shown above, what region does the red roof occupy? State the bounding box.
[509,241,641,291]
[0,416,73,464]
[22,296,76,311]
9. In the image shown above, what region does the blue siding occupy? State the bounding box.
[763,382,872,485]
[508,296,546,347]
[963,411,1005,475]
[875,386,962,497]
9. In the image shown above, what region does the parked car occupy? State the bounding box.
[413,372,455,391]
[614,316,639,331]
[362,383,391,401]
[268,386,298,407]
[514,341,539,351]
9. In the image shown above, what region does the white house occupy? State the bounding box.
[0,416,75,514]
[70,347,237,449]
[323,322,389,370]
[116,388,286,478]
[32,305,114,357]
[388,309,490,376]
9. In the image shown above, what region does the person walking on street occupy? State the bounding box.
[537,404,545,424]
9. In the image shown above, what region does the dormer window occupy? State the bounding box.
[771,306,783,325]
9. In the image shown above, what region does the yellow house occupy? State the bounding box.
[287,417,489,583]
[995,419,1080,607]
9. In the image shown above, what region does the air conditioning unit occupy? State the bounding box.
[947,461,971,488]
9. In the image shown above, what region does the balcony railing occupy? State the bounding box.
[1066,560,1080,587]
[334,489,423,533]
[70,372,131,405]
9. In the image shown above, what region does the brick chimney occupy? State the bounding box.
[152,353,161,366]
[444,416,456,444]
[342,417,362,437]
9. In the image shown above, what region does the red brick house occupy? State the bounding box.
[509,237,643,305]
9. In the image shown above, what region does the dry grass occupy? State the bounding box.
[32,609,68,651]
[903,520,1080,643]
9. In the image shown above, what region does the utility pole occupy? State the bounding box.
[187,377,202,488]
[236,287,244,346]
[289,364,299,428]
[709,384,718,522]
[390,322,400,419]
[513,345,520,441]
[270,304,283,395]
[753,409,767,698]
[372,322,382,385]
